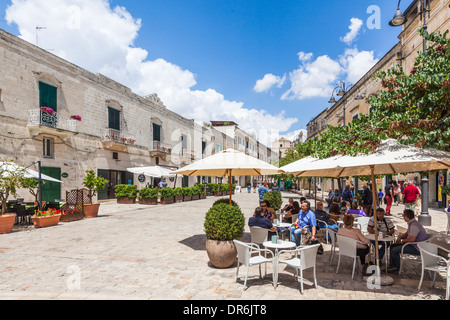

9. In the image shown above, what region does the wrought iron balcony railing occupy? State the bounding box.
[102,128,135,145]
[27,109,78,132]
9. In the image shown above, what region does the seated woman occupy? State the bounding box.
[337,215,371,265]
[329,197,340,221]
[347,201,367,217]
[260,200,274,222]
[283,201,300,223]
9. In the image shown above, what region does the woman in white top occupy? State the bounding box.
[337,214,371,265]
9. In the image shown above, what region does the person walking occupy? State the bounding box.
[258,182,269,205]
[384,180,394,215]
[362,184,373,217]
[402,181,421,213]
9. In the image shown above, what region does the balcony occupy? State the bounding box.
[149,141,173,160]
[27,108,79,140]
[102,128,136,151]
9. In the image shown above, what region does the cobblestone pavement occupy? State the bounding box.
[0,191,448,300]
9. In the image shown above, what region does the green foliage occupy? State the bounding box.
[196,184,206,195]
[280,28,450,174]
[173,187,183,196]
[220,183,229,192]
[115,184,138,199]
[263,191,282,211]
[204,203,245,241]
[160,187,175,199]
[181,187,194,196]
[20,177,41,202]
[208,183,219,193]
[441,185,450,196]
[212,198,240,208]
[139,187,159,199]
[83,169,109,204]
[0,160,26,215]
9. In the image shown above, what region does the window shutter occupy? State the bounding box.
[39,82,57,111]
[153,123,161,142]
[108,107,121,130]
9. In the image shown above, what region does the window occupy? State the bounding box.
[352,113,359,121]
[43,137,54,158]
[202,141,207,155]
[39,82,57,111]
[181,134,187,149]
[153,123,161,142]
[108,107,121,131]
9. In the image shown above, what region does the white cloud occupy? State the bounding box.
[5,0,298,139]
[340,48,379,84]
[254,73,286,93]
[341,18,364,45]
[281,53,342,101]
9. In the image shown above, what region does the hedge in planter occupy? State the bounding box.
[263,191,282,211]
[213,198,240,208]
[115,184,138,204]
[204,203,245,268]
[139,187,159,205]
[181,187,193,201]
[160,187,175,204]
[174,188,184,202]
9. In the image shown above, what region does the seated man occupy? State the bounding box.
[290,201,317,246]
[283,198,294,213]
[387,209,428,272]
[249,207,278,240]
[325,188,335,207]
[367,208,395,259]
[314,201,338,240]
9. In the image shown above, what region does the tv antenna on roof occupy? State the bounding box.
[35,26,47,47]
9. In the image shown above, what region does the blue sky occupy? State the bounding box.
[0,0,410,144]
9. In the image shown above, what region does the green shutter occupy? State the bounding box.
[108,107,121,130]
[153,123,161,142]
[39,82,57,111]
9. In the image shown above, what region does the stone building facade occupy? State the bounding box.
[0,29,276,202]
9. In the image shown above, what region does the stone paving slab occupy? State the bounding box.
[0,191,448,300]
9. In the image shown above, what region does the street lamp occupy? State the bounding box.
[389,0,432,226]
[328,81,353,126]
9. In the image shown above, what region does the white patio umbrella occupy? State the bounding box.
[0,162,62,183]
[172,149,285,204]
[281,139,450,278]
[127,166,179,178]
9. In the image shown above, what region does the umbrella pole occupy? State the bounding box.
[229,171,232,205]
[370,165,380,269]
[314,177,317,209]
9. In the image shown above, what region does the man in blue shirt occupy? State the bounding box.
[249,207,278,240]
[290,201,317,246]
[258,182,269,205]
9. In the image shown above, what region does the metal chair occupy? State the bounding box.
[417,242,450,300]
[233,240,274,290]
[14,205,27,226]
[277,244,320,294]
[399,233,435,275]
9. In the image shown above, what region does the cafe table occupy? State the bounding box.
[263,240,297,288]
[366,233,396,273]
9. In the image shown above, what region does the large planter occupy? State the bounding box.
[61,211,85,222]
[200,194,206,199]
[175,195,184,203]
[160,197,175,205]
[31,214,61,229]
[205,240,237,269]
[0,214,16,234]
[84,204,100,219]
[117,197,136,204]
[139,198,158,205]
[183,195,192,202]
[192,194,200,201]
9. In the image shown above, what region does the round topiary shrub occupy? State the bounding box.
[204,203,245,241]
[212,198,240,208]
[263,191,282,211]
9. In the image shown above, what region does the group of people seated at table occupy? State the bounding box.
[248,197,429,272]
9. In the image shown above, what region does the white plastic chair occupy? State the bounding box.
[417,242,450,300]
[355,217,370,235]
[277,244,320,294]
[328,228,338,265]
[316,219,330,244]
[233,240,274,290]
[399,233,435,276]
[336,235,370,279]
[250,227,269,246]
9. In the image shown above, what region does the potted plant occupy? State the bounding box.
[204,203,245,268]
[82,169,108,218]
[160,188,175,205]
[221,183,230,195]
[139,187,159,205]
[191,186,201,200]
[263,191,283,211]
[115,184,138,204]
[0,161,26,234]
[31,208,62,228]
[182,187,193,201]
[209,183,220,196]
[197,184,207,199]
[174,188,184,203]
[20,177,42,205]
[60,205,84,223]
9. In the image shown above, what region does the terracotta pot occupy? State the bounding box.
[139,198,158,205]
[205,240,237,269]
[0,214,16,234]
[31,214,61,229]
[60,212,85,222]
[84,204,100,219]
[117,197,136,204]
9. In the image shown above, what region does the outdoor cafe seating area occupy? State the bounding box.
[238,200,450,298]
[0,200,65,226]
